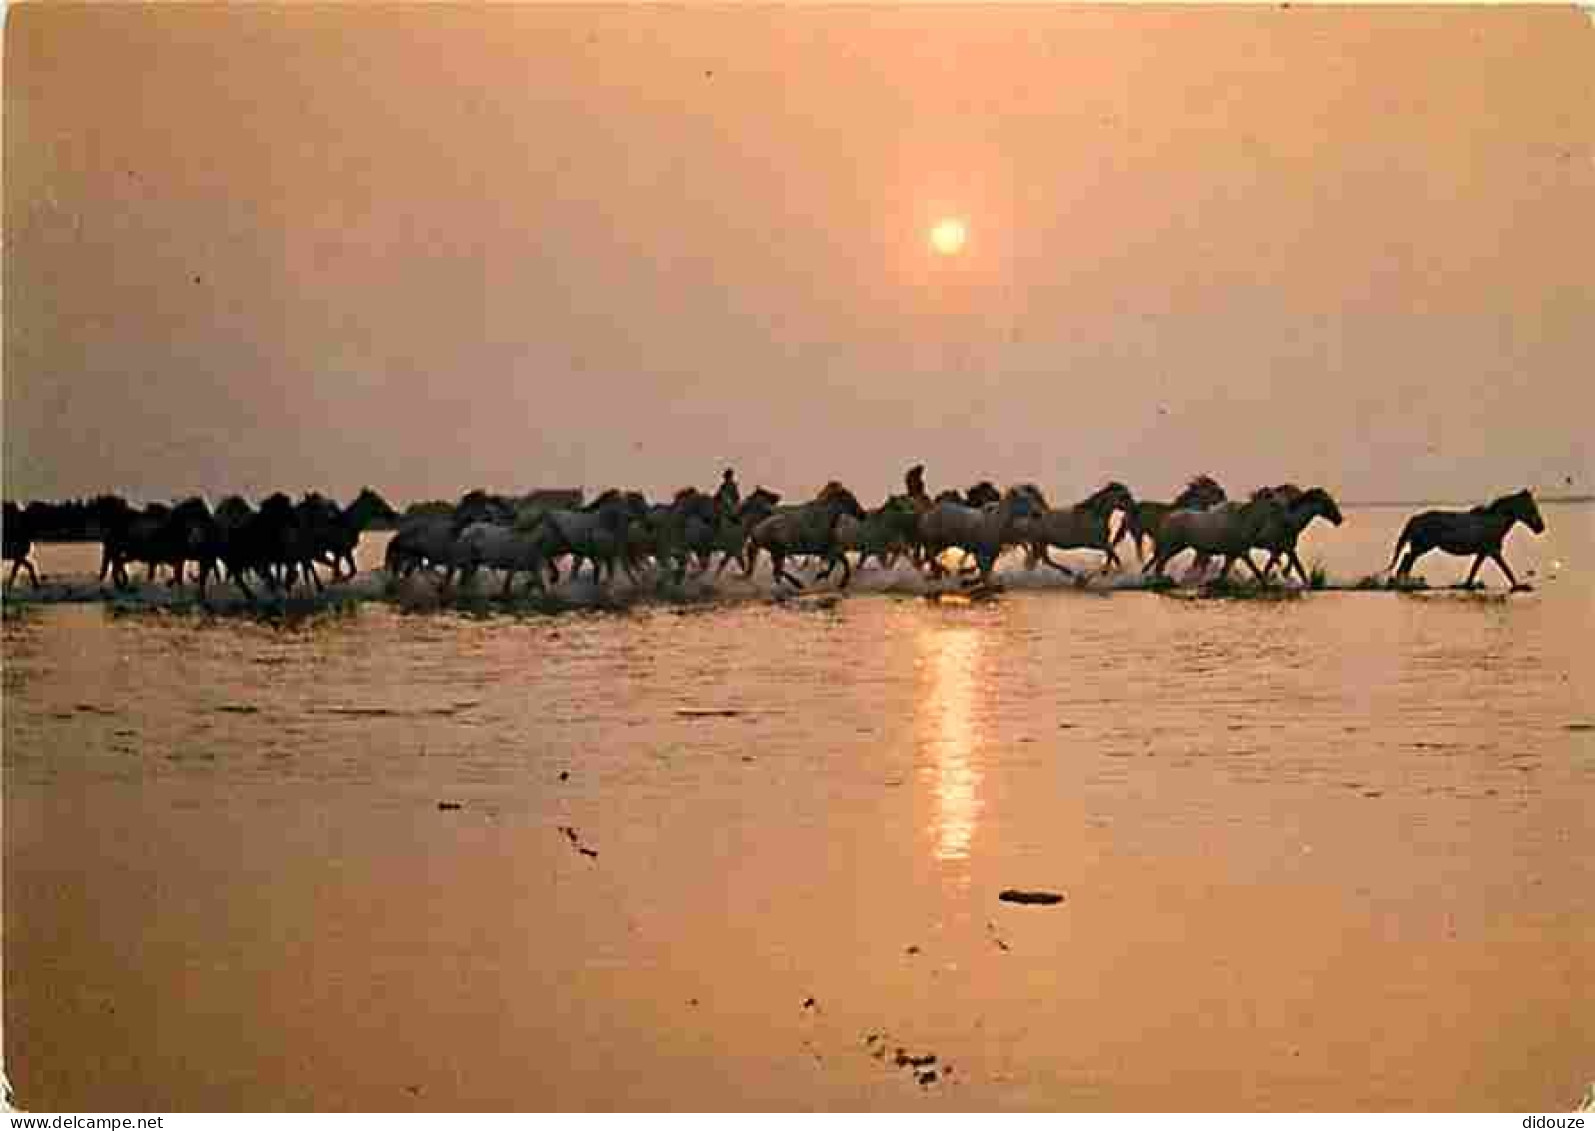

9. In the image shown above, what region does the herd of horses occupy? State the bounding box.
[2,489,398,600]
[1,468,1549,602]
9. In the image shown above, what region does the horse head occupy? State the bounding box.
[1299,487,1343,527]
[1501,489,1546,534]
[1082,481,1132,515]
[1176,475,1227,509]
[587,488,625,512]
[966,481,1002,508]
[1002,486,1044,520]
[676,490,718,524]
[823,486,867,522]
[622,491,651,518]
[215,496,254,527]
[259,493,297,522]
[352,487,399,523]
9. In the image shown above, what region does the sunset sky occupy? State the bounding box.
[4,4,1592,506]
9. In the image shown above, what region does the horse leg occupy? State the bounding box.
[1489,552,1528,590]
[1240,552,1268,584]
[1038,547,1075,577]
[772,550,804,590]
[4,560,19,589]
[1396,546,1428,582]
[835,551,854,590]
[1287,549,1311,586]
[1462,554,1487,589]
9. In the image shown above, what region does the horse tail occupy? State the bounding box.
[1387,519,1415,574]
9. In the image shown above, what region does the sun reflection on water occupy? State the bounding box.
[917,624,984,864]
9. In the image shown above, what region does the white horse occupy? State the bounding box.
[918,487,1044,586]
[748,483,868,590]
[1146,494,1287,584]
[1019,482,1136,576]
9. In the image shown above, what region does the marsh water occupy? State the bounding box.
[4,504,1593,1110]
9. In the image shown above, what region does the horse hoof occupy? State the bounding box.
[1511,583,1534,593]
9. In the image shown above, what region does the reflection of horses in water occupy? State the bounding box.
[1388,489,1546,590]
[3,502,40,589]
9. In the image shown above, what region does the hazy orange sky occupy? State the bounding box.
[4,4,1592,506]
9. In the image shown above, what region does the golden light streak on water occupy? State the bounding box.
[917,623,984,864]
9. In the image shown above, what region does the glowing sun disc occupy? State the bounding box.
[930,218,968,255]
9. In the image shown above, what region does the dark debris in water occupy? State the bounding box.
[999,889,1065,906]
[559,825,599,859]
[864,1031,948,1088]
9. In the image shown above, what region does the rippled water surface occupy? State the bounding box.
[5,505,1593,1110]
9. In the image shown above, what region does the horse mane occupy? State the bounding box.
[1173,476,1225,509]
[934,488,966,504]
[1011,482,1051,510]
[1080,482,1127,511]
[1476,489,1529,518]
[965,481,1002,508]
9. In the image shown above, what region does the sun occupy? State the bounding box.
[930,217,968,256]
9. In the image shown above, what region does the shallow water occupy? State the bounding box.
[4,505,1593,1110]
